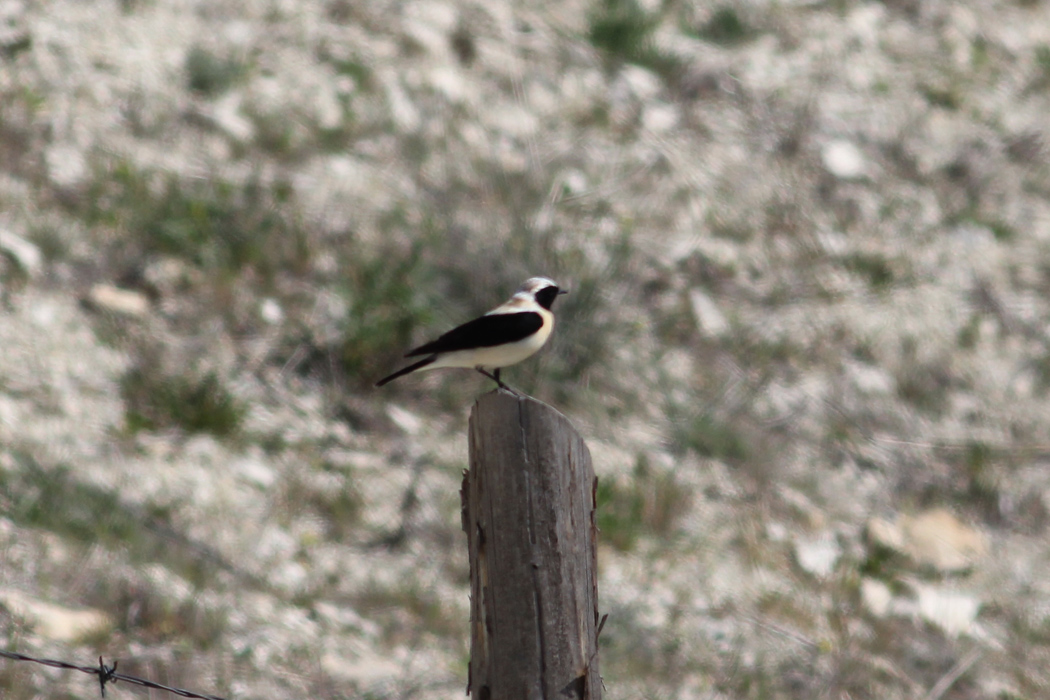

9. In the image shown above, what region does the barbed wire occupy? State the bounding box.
[0,649,227,700]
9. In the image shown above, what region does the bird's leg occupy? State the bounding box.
[475,368,503,387]
[476,367,522,396]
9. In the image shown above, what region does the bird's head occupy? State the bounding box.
[518,277,567,310]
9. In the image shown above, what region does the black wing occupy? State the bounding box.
[406,312,543,357]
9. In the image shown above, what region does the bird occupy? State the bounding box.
[375,277,567,391]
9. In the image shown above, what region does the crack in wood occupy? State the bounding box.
[524,468,549,699]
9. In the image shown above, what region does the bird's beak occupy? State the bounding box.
[558,289,568,295]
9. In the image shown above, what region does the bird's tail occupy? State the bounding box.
[375,356,436,387]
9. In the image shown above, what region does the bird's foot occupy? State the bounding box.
[476,368,524,397]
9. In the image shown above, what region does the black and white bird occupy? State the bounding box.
[375,277,567,391]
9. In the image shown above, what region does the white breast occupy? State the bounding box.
[428,310,554,371]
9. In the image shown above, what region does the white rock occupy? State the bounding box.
[900,509,988,573]
[642,102,679,133]
[845,360,895,395]
[867,516,904,551]
[559,169,589,196]
[427,65,470,103]
[84,284,150,318]
[28,296,60,326]
[794,531,841,578]
[270,560,309,593]
[821,139,866,179]
[222,19,254,47]
[867,509,987,573]
[45,143,89,189]
[914,583,981,637]
[815,229,850,255]
[387,404,423,435]
[209,92,255,143]
[0,589,113,642]
[766,521,788,542]
[620,65,662,101]
[259,297,283,324]
[860,577,893,617]
[402,0,457,56]
[689,289,729,337]
[860,578,981,637]
[0,228,42,277]
[234,453,277,488]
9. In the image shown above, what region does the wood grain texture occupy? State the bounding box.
[462,390,601,700]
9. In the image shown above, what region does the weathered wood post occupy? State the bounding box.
[461,390,601,700]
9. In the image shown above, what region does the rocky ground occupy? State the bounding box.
[2,0,1050,698]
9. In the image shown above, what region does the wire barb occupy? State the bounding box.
[98,656,118,697]
[0,648,228,700]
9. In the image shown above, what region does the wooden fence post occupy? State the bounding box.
[461,390,601,700]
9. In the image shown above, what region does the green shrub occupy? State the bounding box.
[122,368,246,437]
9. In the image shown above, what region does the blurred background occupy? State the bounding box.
[2,0,1050,698]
